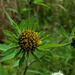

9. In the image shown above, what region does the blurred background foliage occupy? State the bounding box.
[0,0,75,75]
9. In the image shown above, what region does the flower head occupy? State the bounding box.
[19,30,41,52]
[52,71,64,75]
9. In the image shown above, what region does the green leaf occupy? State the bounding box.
[0,63,4,75]
[24,20,28,30]
[36,48,53,56]
[27,70,42,74]
[34,0,43,3]
[0,44,11,51]
[60,26,69,39]
[13,23,21,34]
[35,3,51,9]
[53,55,64,58]
[38,43,70,48]
[19,20,25,31]
[26,52,29,61]
[3,8,14,25]
[38,42,46,46]
[31,52,41,63]
[1,46,19,56]
[38,31,45,36]
[14,49,21,58]
[8,37,18,43]
[2,39,12,44]
[40,34,51,41]
[19,52,25,67]
[46,40,51,44]
[12,60,20,67]
[3,30,18,39]
[29,17,34,30]
[71,27,75,37]
[33,20,38,31]
[7,8,18,13]
[0,51,16,62]
[3,8,21,34]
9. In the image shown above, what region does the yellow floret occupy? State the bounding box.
[19,30,40,52]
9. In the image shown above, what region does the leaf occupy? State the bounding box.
[36,48,53,56]
[14,49,21,58]
[60,26,69,39]
[12,60,20,67]
[27,70,42,74]
[33,20,38,31]
[3,8,14,25]
[0,51,16,62]
[19,20,25,31]
[0,63,4,75]
[3,30,18,39]
[26,52,29,61]
[7,8,18,13]
[34,0,43,3]
[2,39,12,44]
[38,42,46,46]
[0,44,11,51]
[1,46,19,56]
[71,27,75,37]
[38,43,70,48]
[35,3,51,9]
[19,52,25,67]
[24,20,28,30]
[31,52,41,63]
[65,56,72,64]
[8,37,18,43]
[40,34,51,41]
[38,31,45,36]
[53,55,64,58]
[29,17,34,30]
[13,23,21,34]
[46,40,51,44]
[3,8,21,34]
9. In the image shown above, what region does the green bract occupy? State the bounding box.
[0,8,69,67]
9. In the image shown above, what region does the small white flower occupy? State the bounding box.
[52,71,64,75]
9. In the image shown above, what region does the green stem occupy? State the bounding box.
[27,4,31,30]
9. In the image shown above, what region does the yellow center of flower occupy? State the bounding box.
[19,30,41,52]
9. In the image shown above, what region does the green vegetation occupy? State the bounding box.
[0,0,75,75]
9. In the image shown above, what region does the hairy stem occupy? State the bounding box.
[23,65,28,75]
[23,61,29,75]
